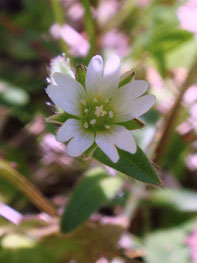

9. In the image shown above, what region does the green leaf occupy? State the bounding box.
[61,167,122,233]
[93,147,160,185]
[150,189,197,212]
[144,221,194,263]
[119,70,135,88]
[0,81,29,106]
[45,112,78,124]
[75,64,86,88]
[118,118,145,130]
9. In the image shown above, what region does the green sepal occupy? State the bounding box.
[83,142,97,158]
[75,64,86,88]
[118,118,145,130]
[45,112,78,125]
[93,146,160,185]
[119,70,135,88]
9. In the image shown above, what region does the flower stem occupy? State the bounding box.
[50,0,68,55]
[153,57,197,164]
[123,183,145,219]
[81,0,96,61]
[0,159,58,217]
[103,0,137,33]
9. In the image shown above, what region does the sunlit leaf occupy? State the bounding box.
[150,189,197,212]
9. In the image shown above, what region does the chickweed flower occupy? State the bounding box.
[46,55,156,163]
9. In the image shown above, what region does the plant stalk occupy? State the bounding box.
[0,159,58,217]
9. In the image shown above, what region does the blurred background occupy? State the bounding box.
[0,0,197,262]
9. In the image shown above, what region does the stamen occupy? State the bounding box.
[90,119,96,125]
[95,105,107,118]
[109,111,114,118]
[105,125,111,129]
[84,122,88,128]
[84,108,88,113]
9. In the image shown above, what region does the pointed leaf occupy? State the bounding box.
[93,147,160,185]
[45,113,78,125]
[61,167,123,233]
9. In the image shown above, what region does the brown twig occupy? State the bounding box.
[153,58,197,164]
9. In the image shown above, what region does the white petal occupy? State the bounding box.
[95,132,119,163]
[95,125,137,162]
[102,54,120,98]
[114,94,156,122]
[85,55,103,98]
[114,127,137,154]
[56,119,79,142]
[56,119,94,156]
[46,73,85,116]
[67,132,94,157]
[111,80,149,107]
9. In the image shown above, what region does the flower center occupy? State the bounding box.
[81,97,114,132]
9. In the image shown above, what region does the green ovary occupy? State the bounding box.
[81,98,114,132]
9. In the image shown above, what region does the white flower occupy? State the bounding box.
[46,54,156,163]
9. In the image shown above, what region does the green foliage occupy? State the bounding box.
[0,81,29,106]
[75,64,86,88]
[144,221,194,263]
[93,147,160,185]
[151,189,197,212]
[45,112,77,125]
[119,118,145,130]
[1,0,197,261]
[61,167,123,233]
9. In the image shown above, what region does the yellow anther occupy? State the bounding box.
[90,119,96,125]
[105,125,111,129]
[84,122,88,128]
[95,105,107,118]
[109,111,114,118]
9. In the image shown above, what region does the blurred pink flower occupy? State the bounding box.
[102,29,130,57]
[97,0,120,25]
[177,121,193,135]
[146,67,173,113]
[186,154,197,171]
[183,85,197,104]
[186,224,197,262]
[50,23,90,57]
[173,68,188,86]
[95,258,109,263]
[41,134,66,153]
[190,103,197,119]
[118,234,133,250]
[67,2,84,22]
[177,0,197,35]
[138,0,150,7]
